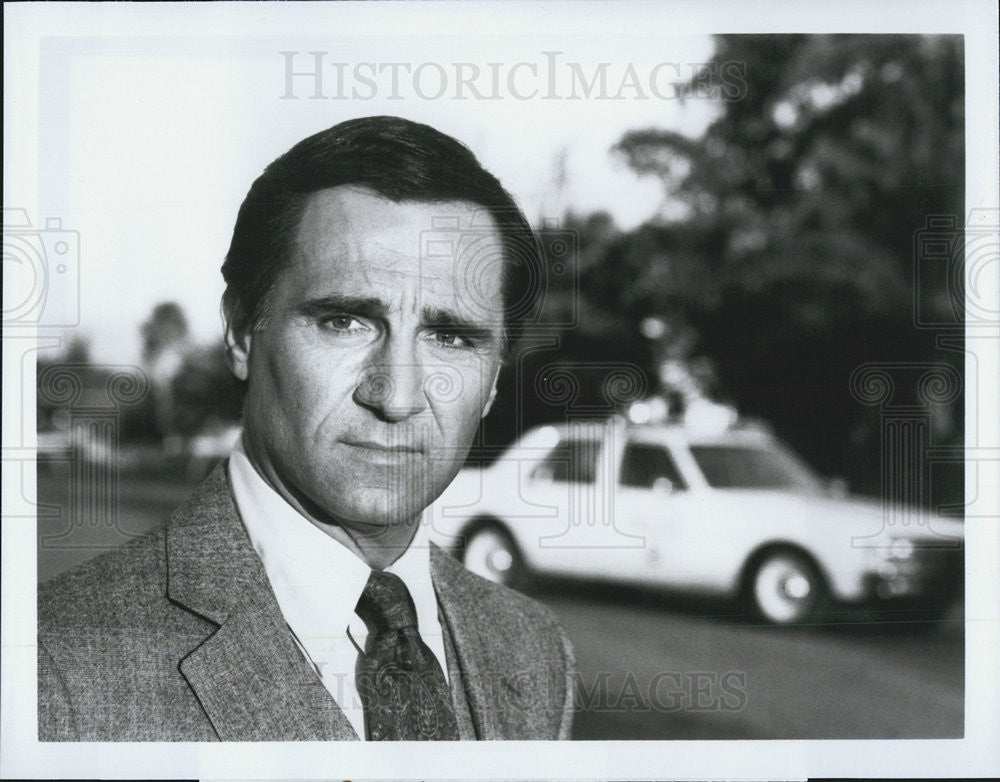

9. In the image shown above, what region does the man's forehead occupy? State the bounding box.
[289,186,505,322]
[296,186,497,247]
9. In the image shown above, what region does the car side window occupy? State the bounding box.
[620,443,687,491]
[534,437,601,484]
[689,445,807,489]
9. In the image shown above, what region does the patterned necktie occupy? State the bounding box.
[354,569,459,741]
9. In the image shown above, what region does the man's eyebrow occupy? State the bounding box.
[297,295,389,320]
[297,297,498,340]
[421,307,499,341]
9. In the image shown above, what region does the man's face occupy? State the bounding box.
[229,185,505,538]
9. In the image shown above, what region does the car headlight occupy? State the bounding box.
[869,537,915,562]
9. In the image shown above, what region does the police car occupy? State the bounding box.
[428,418,963,625]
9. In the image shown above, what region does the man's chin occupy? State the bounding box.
[315,494,431,537]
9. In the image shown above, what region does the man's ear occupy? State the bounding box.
[481,364,502,419]
[223,299,252,382]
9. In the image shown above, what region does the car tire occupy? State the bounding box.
[746,549,828,625]
[460,524,525,590]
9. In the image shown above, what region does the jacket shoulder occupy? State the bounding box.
[431,545,572,658]
[37,486,223,742]
[38,526,170,632]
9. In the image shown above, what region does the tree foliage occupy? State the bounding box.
[607,34,964,495]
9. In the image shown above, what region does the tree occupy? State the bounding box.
[170,341,245,437]
[613,34,964,498]
[141,302,190,364]
[140,302,193,444]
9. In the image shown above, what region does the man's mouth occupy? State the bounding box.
[341,439,425,456]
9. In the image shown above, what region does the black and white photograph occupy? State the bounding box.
[2,1,998,779]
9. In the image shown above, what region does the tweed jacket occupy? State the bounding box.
[38,464,575,741]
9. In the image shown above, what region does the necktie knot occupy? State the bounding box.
[356,569,419,635]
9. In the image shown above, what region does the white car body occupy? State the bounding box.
[428,419,964,620]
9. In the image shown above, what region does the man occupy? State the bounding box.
[38,116,575,741]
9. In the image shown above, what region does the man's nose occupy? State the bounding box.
[353,344,429,422]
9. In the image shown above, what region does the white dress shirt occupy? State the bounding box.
[227,437,449,740]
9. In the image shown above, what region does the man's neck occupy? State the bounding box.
[333,522,418,570]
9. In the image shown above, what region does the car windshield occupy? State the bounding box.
[690,444,822,492]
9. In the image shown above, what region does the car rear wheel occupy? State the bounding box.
[461,525,524,589]
[748,550,827,625]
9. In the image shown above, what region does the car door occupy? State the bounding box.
[521,424,643,578]
[612,440,694,586]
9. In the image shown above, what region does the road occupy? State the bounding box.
[37,464,964,740]
[525,579,963,739]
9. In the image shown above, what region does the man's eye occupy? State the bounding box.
[321,315,366,333]
[433,331,470,349]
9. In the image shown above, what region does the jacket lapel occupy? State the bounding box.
[167,463,358,741]
[430,545,530,740]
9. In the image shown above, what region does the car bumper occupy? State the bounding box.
[864,545,964,602]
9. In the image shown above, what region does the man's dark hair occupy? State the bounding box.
[222,115,541,349]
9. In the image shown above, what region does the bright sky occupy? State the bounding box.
[31,32,718,363]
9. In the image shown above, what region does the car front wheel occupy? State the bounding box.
[748,550,827,625]
[460,525,525,589]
